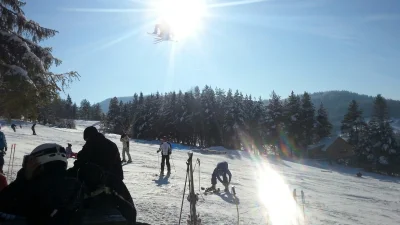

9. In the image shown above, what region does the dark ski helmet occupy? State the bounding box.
[30,143,68,169]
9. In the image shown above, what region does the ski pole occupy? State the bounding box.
[10,144,16,180]
[178,166,189,225]
[157,151,160,173]
[232,186,239,225]
[171,154,177,173]
[301,190,305,221]
[6,144,13,179]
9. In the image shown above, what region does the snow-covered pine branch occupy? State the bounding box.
[0,0,79,117]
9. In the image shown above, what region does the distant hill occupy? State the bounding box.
[98,91,400,132]
[307,91,400,132]
[99,96,134,113]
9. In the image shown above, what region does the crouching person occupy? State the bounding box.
[209,161,232,192]
[0,143,84,225]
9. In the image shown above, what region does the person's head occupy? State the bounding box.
[83,126,98,141]
[26,143,68,177]
[68,143,72,147]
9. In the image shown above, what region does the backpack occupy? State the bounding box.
[77,162,107,193]
[28,176,84,225]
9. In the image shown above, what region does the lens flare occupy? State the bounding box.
[256,162,304,225]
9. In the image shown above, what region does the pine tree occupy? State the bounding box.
[341,100,368,154]
[0,1,78,118]
[79,99,91,120]
[223,89,235,149]
[368,95,397,167]
[200,86,219,146]
[283,91,302,155]
[72,103,78,119]
[65,94,73,119]
[91,103,103,121]
[315,103,332,141]
[105,97,120,133]
[265,91,284,154]
[250,97,266,153]
[300,92,315,147]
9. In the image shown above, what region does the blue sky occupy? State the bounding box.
[24,0,400,104]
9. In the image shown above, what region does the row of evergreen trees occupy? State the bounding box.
[341,94,399,166]
[37,94,104,125]
[103,86,333,152]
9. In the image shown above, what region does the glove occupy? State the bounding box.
[5,147,7,151]
[157,149,161,153]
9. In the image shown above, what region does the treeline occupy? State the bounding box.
[341,94,399,168]
[37,94,104,126]
[102,86,333,153]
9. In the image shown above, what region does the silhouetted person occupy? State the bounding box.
[31,123,36,135]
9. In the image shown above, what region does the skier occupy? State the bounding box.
[31,123,36,135]
[10,124,16,132]
[150,21,175,43]
[0,127,7,170]
[208,161,232,192]
[65,143,77,159]
[157,136,172,175]
[0,143,84,225]
[120,133,132,163]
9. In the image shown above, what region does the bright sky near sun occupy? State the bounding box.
[23,0,400,104]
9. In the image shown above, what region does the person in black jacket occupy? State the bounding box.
[68,126,137,224]
[71,126,123,180]
[0,143,83,225]
[10,124,16,132]
[31,123,36,135]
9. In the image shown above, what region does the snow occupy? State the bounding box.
[1,120,400,224]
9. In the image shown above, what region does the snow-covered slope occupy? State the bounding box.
[2,121,400,225]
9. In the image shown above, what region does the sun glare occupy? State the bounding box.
[154,0,207,39]
[257,162,304,225]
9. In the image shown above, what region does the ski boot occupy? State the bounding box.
[205,184,216,193]
[223,182,230,193]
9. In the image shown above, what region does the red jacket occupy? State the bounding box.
[0,173,7,192]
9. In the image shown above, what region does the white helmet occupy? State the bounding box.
[30,143,68,168]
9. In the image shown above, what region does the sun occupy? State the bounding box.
[153,0,207,39]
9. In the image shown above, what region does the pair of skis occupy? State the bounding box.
[147,32,178,44]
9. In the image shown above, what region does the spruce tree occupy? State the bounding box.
[315,103,332,141]
[105,97,120,133]
[79,99,91,120]
[265,91,284,154]
[91,103,103,121]
[0,1,78,118]
[341,100,368,157]
[283,91,302,153]
[223,89,235,149]
[65,94,73,119]
[368,95,397,166]
[300,92,315,146]
[72,103,78,119]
